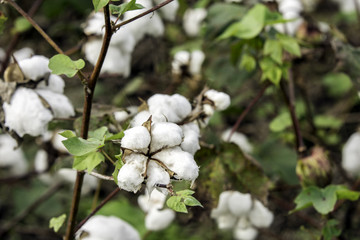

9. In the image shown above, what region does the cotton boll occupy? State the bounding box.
[154,0,179,21]
[34,149,48,173]
[211,191,233,218]
[83,39,102,67]
[222,129,253,154]
[114,111,130,122]
[248,200,274,228]
[12,47,34,62]
[117,156,146,193]
[83,12,106,36]
[279,0,303,13]
[183,8,207,37]
[3,87,53,137]
[35,89,75,118]
[56,168,98,195]
[215,213,238,229]
[189,50,205,75]
[101,47,132,76]
[138,188,167,213]
[145,208,175,231]
[172,51,190,75]
[342,132,360,177]
[18,55,50,81]
[180,122,200,155]
[171,94,192,120]
[153,147,199,181]
[76,215,141,240]
[0,134,27,176]
[204,89,231,111]
[36,74,65,93]
[146,161,170,194]
[121,126,151,153]
[150,122,184,152]
[227,192,252,217]
[233,226,258,240]
[203,104,215,116]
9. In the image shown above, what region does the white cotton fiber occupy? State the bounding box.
[146,161,170,195]
[145,208,175,231]
[18,55,50,81]
[0,134,27,176]
[183,8,207,37]
[36,74,65,93]
[204,89,231,111]
[228,192,252,217]
[248,200,274,228]
[35,89,75,118]
[117,155,147,193]
[121,126,151,153]
[150,122,184,152]
[180,122,200,155]
[342,132,360,177]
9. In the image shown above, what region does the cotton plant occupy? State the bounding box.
[75,215,141,240]
[1,54,75,137]
[342,131,360,177]
[211,191,274,240]
[183,8,207,37]
[138,188,175,231]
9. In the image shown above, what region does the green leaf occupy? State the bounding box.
[177,190,195,196]
[314,115,342,129]
[89,126,108,141]
[0,13,7,34]
[106,131,124,141]
[93,0,110,12]
[73,151,105,172]
[62,137,102,156]
[239,54,256,72]
[48,54,85,78]
[184,196,203,207]
[13,17,32,33]
[49,214,66,232]
[335,185,360,201]
[322,72,353,97]
[269,112,292,132]
[264,39,283,64]
[166,196,188,213]
[59,130,76,139]
[322,219,341,240]
[277,34,301,57]
[109,0,144,17]
[112,159,124,185]
[218,4,267,40]
[260,57,282,85]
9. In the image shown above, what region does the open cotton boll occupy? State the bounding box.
[35,89,75,118]
[117,155,147,193]
[36,74,65,93]
[279,0,303,13]
[0,134,27,176]
[154,0,179,21]
[83,12,105,36]
[228,192,252,217]
[138,188,167,213]
[121,126,151,153]
[248,200,274,228]
[3,87,53,137]
[180,122,200,155]
[203,104,215,116]
[204,89,231,111]
[153,147,199,181]
[222,129,253,154]
[150,122,184,152]
[146,161,170,194]
[215,213,238,229]
[12,47,34,62]
[76,215,141,240]
[145,208,175,231]
[56,168,98,195]
[18,55,50,81]
[172,50,191,75]
[211,191,233,218]
[189,50,205,75]
[233,225,258,240]
[342,132,360,177]
[183,8,207,37]
[34,149,53,184]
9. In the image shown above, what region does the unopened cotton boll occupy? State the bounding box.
[3,87,53,137]
[145,208,175,231]
[34,149,48,173]
[204,89,231,111]
[228,192,252,217]
[138,188,167,213]
[0,134,27,176]
[76,215,141,240]
[121,126,151,153]
[150,122,184,152]
[183,8,207,37]
[18,55,50,81]
[180,122,200,155]
[35,89,75,118]
[342,132,360,177]
[117,154,147,193]
[248,200,274,228]
[146,161,171,194]
[222,129,253,154]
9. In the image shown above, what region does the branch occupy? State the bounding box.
[114,0,174,30]
[74,188,120,232]
[64,5,113,240]
[88,171,114,181]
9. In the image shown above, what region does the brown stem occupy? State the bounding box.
[74,188,120,232]
[64,5,113,240]
[228,81,271,141]
[354,0,360,28]
[114,0,174,30]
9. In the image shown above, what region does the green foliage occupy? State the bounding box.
[48,54,85,78]
[73,151,105,172]
[166,190,202,213]
[93,0,110,12]
[239,53,256,72]
[49,214,66,232]
[314,115,342,129]
[110,0,144,17]
[259,57,283,85]
[12,17,31,34]
[322,219,342,240]
[269,112,292,132]
[112,155,123,185]
[0,12,7,34]
[322,72,353,97]
[292,185,360,215]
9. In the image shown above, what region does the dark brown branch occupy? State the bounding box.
[228,81,271,141]
[114,0,174,30]
[74,188,120,232]
[64,5,113,240]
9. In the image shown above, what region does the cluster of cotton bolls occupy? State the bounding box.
[172,50,205,78]
[0,134,27,177]
[138,189,175,231]
[76,215,141,240]
[211,191,274,240]
[1,54,75,137]
[82,0,179,77]
[342,131,360,178]
[118,89,230,195]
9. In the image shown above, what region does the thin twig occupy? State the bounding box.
[101,149,116,165]
[228,81,271,141]
[114,0,174,30]
[88,171,114,181]
[0,183,64,238]
[64,5,113,240]
[74,188,121,232]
